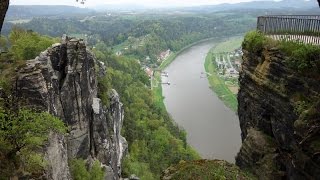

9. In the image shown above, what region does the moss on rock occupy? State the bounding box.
[161,159,256,180]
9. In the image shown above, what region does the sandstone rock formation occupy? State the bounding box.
[237,46,320,179]
[16,36,127,179]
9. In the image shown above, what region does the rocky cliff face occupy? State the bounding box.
[236,46,320,179]
[15,36,127,179]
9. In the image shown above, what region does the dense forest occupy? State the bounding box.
[3,12,258,65]
[3,7,318,66]
[94,46,199,179]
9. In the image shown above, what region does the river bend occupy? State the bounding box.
[162,40,241,163]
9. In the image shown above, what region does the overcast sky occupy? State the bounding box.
[11,0,276,7]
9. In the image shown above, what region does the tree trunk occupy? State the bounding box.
[0,0,10,34]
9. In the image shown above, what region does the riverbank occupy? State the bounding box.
[153,36,243,111]
[161,39,242,161]
[159,37,222,69]
[153,37,226,109]
[204,37,243,112]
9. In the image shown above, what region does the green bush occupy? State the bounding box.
[90,161,105,180]
[70,159,90,180]
[70,159,105,180]
[279,40,320,73]
[97,75,112,107]
[243,31,320,74]
[242,31,266,53]
[0,109,67,178]
[122,156,155,180]
[8,27,57,60]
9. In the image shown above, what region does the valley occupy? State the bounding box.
[0,1,320,179]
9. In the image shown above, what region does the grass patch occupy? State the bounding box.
[279,40,320,74]
[204,37,242,112]
[162,159,256,180]
[8,19,31,24]
[242,31,266,54]
[152,71,166,110]
[212,37,243,53]
[243,30,320,75]
[69,159,105,180]
[204,52,238,112]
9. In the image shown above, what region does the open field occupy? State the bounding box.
[204,53,238,111]
[8,19,31,24]
[212,37,243,53]
[152,71,166,109]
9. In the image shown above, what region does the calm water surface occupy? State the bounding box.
[162,40,241,163]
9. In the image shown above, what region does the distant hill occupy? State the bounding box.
[6,5,95,20]
[88,0,319,13]
[7,1,318,16]
[181,0,318,12]
[91,4,148,11]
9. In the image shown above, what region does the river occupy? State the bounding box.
[161,40,241,163]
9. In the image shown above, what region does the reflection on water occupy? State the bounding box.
[162,41,241,163]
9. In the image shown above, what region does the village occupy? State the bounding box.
[143,49,170,78]
[210,47,242,95]
[214,48,242,78]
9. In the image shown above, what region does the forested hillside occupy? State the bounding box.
[93,45,199,179]
[3,7,318,66]
[5,5,93,20]
[3,12,257,65]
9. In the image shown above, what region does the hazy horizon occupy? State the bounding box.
[11,0,278,8]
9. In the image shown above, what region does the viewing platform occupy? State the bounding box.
[257,15,320,45]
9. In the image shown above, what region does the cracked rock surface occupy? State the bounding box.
[236,46,320,179]
[16,36,127,180]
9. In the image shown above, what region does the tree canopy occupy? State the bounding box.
[94,46,199,179]
[0,108,67,178]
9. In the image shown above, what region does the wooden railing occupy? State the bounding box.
[257,15,320,45]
